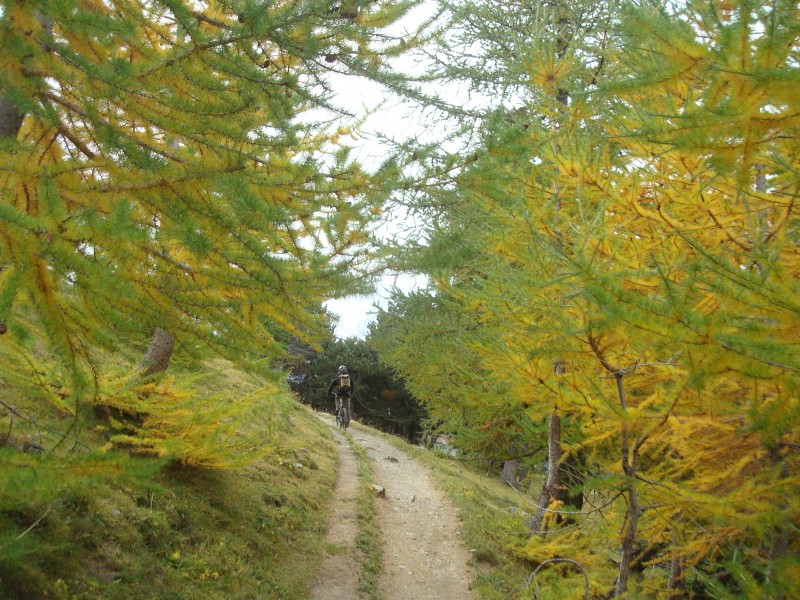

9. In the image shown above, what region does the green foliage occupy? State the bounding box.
[375,0,800,597]
[370,290,546,464]
[0,382,337,599]
[97,362,291,468]
[0,0,427,386]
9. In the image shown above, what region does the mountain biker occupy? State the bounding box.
[328,365,354,425]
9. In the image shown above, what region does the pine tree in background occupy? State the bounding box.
[290,335,423,439]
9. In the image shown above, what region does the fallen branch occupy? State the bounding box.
[0,504,54,551]
[527,558,590,600]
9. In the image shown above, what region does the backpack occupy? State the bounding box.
[338,373,351,391]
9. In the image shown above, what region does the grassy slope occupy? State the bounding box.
[2,355,546,600]
[0,359,338,600]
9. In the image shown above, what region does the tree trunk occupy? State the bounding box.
[667,554,685,599]
[0,97,25,139]
[526,4,586,537]
[528,412,563,534]
[765,456,788,599]
[615,374,640,597]
[140,327,176,376]
[501,458,518,485]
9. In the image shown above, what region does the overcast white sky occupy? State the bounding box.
[320,2,442,339]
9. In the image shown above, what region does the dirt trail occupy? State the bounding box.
[311,415,474,600]
[309,425,361,600]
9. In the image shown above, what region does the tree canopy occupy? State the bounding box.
[0,0,423,390]
[0,0,429,470]
[373,0,800,596]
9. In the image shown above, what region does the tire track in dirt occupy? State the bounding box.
[312,414,474,600]
[309,423,362,600]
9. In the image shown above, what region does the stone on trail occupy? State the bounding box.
[369,484,386,497]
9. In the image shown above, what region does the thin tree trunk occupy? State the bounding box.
[615,374,640,597]
[765,455,788,599]
[527,3,587,536]
[140,327,175,376]
[528,412,563,534]
[501,458,518,485]
[667,552,685,599]
[562,448,585,513]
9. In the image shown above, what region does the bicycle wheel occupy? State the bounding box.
[340,407,348,431]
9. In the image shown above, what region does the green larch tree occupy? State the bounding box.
[0,0,424,398]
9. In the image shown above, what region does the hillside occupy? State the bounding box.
[0,360,338,599]
[0,359,537,599]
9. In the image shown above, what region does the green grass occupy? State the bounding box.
[0,358,339,600]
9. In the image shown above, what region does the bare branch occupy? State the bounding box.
[507,481,621,516]
[0,399,90,450]
[527,558,589,600]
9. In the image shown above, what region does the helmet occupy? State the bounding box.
[338,365,347,374]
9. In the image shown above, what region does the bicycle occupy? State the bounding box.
[334,394,350,431]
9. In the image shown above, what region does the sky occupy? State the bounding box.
[320,3,442,339]
[324,272,422,339]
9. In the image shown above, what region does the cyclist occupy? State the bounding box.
[328,365,354,427]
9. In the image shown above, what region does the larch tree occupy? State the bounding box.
[385,0,622,534]
[0,0,425,402]
[586,1,800,595]
[375,0,799,597]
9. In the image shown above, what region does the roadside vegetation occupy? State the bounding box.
[0,355,339,599]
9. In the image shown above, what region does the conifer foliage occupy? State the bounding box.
[0,0,424,497]
[0,0,415,389]
[375,0,800,597]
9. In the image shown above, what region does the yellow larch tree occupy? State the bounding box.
[374,0,799,597]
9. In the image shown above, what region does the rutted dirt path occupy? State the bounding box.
[311,415,474,600]
[309,424,361,600]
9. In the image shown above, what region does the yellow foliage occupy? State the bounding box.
[98,366,290,469]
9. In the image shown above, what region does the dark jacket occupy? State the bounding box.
[328,373,354,396]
